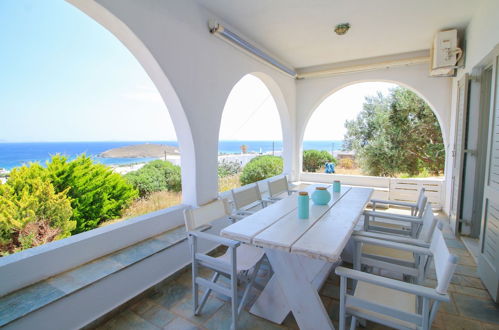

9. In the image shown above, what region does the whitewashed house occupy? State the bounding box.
[1,0,499,328]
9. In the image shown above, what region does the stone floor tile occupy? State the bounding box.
[175,269,193,287]
[439,294,459,315]
[455,264,480,278]
[450,247,472,257]
[481,321,499,330]
[457,255,477,267]
[326,299,340,321]
[130,298,158,316]
[172,294,224,324]
[204,304,284,330]
[281,313,299,329]
[163,317,202,330]
[96,310,158,330]
[445,238,467,249]
[454,285,493,300]
[320,282,340,300]
[461,276,486,290]
[150,282,190,310]
[440,314,483,330]
[140,304,176,328]
[432,312,445,329]
[453,293,499,324]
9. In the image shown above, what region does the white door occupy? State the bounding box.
[479,55,499,302]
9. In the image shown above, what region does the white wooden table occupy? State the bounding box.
[221,185,373,330]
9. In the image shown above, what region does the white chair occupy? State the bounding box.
[231,183,269,218]
[364,193,428,238]
[336,222,458,330]
[184,199,265,330]
[353,203,438,283]
[371,188,426,216]
[267,175,297,201]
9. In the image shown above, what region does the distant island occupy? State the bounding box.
[100,143,179,158]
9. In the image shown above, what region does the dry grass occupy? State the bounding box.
[100,175,242,228]
[334,167,363,175]
[99,190,182,227]
[123,190,182,218]
[218,174,241,192]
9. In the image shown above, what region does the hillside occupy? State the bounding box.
[100,143,179,158]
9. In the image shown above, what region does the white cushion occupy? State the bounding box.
[348,281,417,329]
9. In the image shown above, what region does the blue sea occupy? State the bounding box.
[0,140,344,170]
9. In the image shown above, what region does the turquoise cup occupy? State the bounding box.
[333,180,341,193]
[297,191,309,219]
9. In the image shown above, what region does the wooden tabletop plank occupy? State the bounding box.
[291,187,373,262]
[220,184,321,243]
[252,187,351,251]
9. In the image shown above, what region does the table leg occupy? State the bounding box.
[258,249,335,329]
[250,253,334,324]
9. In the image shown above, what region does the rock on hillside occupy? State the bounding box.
[100,144,179,158]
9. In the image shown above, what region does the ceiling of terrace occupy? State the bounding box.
[196,0,481,69]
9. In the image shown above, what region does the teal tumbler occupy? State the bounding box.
[298,191,309,219]
[333,180,341,193]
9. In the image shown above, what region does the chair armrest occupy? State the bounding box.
[229,214,246,221]
[235,210,254,216]
[335,267,449,302]
[371,199,417,208]
[262,198,275,205]
[364,211,423,224]
[188,230,241,248]
[353,231,430,248]
[353,236,432,255]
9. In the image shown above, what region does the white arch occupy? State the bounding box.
[218,72,294,175]
[66,0,197,204]
[300,79,447,148]
[298,79,448,175]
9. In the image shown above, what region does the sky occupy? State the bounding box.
[1,1,395,143]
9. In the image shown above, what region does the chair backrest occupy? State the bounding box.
[231,183,263,210]
[415,188,427,216]
[184,199,230,231]
[429,222,459,294]
[267,176,289,198]
[418,203,438,243]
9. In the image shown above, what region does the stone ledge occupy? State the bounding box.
[0,225,190,327]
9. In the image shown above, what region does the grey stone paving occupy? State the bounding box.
[93,224,499,330]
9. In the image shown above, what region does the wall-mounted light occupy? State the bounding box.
[334,23,350,35]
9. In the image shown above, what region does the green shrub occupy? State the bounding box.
[46,155,138,233]
[218,159,242,178]
[125,160,181,197]
[240,156,283,185]
[302,150,336,172]
[0,164,74,255]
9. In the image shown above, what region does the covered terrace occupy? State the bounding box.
[1,0,499,329]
